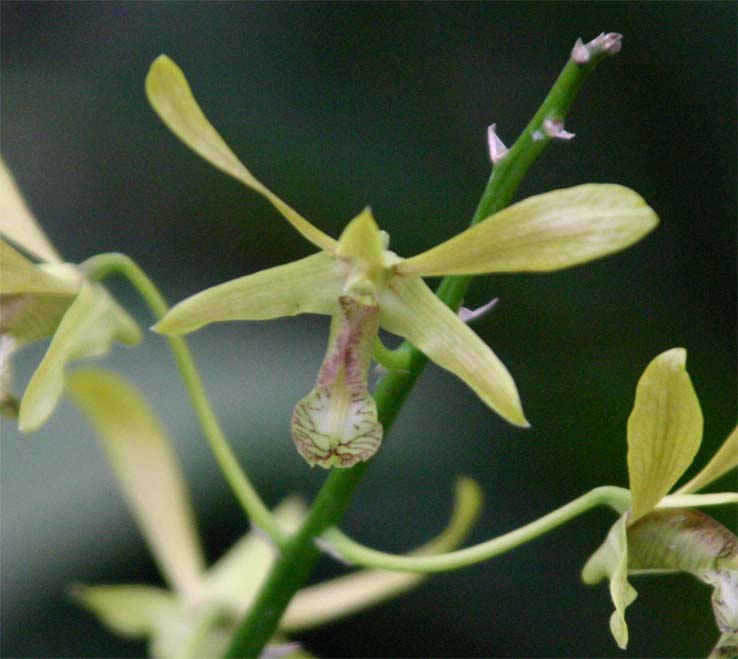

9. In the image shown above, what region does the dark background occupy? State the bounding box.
[2,2,736,657]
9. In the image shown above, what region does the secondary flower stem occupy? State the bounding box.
[223,37,620,659]
[321,486,632,573]
[82,252,288,546]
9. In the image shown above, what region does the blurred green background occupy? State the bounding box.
[2,2,735,657]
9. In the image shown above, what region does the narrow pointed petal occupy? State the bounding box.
[379,276,527,427]
[71,584,177,638]
[677,426,738,495]
[292,298,383,468]
[660,492,738,508]
[0,160,62,263]
[282,478,482,633]
[398,184,658,277]
[202,497,307,614]
[18,283,141,432]
[154,252,342,336]
[66,369,205,596]
[582,515,637,649]
[145,55,336,252]
[627,349,703,523]
[0,240,80,295]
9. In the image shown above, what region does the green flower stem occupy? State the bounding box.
[82,252,287,546]
[224,39,619,659]
[321,486,631,573]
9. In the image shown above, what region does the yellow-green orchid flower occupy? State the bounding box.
[146,55,658,469]
[67,367,482,658]
[582,348,738,652]
[0,160,140,430]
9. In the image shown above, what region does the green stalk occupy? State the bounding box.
[224,35,621,658]
[83,252,287,546]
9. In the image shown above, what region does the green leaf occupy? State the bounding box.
[71,584,177,638]
[379,275,528,427]
[145,55,337,252]
[398,184,658,277]
[18,284,141,431]
[154,252,342,336]
[0,159,62,263]
[627,348,703,522]
[676,425,738,495]
[581,515,637,649]
[66,368,205,596]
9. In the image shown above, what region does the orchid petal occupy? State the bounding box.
[628,508,738,575]
[581,515,637,649]
[154,252,342,336]
[145,55,336,252]
[0,240,79,295]
[380,276,527,427]
[627,349,703,523]
[282,478,482,632]
[66,368,205,597]
[18,283,141,431]
[292,298,382,468]
[398,184,658,277]
[335,208,390,304]
[202,497,307,614]
[0,159,61,263]
[71,584,177,638]
[659,492,738,508]
[677,425,738,495]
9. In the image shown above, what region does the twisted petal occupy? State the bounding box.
[581,515,637,649]
[627,348,703,522]
[379,276,527,427]
[676,425,738,495]
[398,184,658,277]
[154,252,343,335]
[145,55,336,252]
[66,369,205,596]
[0,159,61,263]
[18,283,141,431]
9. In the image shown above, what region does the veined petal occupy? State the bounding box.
[66,369,205,597]
[292,298,383,468]
[154,252,343,336]
[379,276,527,427]
[581,515,637,650]
[627,349,703,523]
[71,584,178,638]
[0,240,80,295]
[18,283,141,432]
[398,184,658,277]
[628,508,738,575]
[145,55,336,252]
[676,426,738,495]
[202,497,307,614]
[0,159,62,263]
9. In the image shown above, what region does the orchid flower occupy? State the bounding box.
[581,348,738,653]
[146,55,658,468]
[0,160,140,431]
[66,367,482,658]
